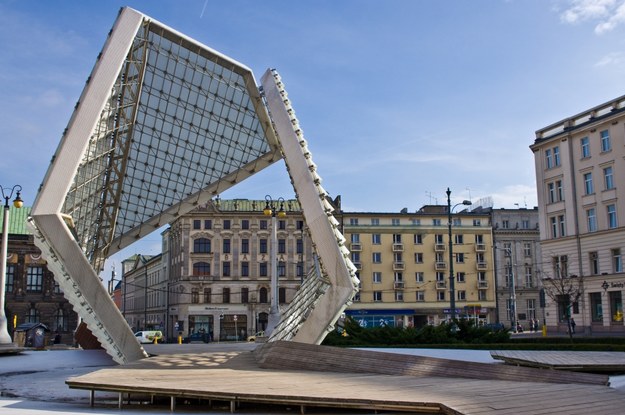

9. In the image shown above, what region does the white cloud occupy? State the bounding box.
[560,0,625,33]
[595,51,625,66]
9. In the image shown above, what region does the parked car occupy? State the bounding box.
[134,330,163,344]
[247,331,265,342]
[184,332,210,343]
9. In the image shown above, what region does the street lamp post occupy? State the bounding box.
[504,246,517,332]
[263,195,286,336]
[446,188,471,327]
[0,185,23,345]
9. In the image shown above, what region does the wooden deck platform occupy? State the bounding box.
[65,342,625,414]
[491,350,625,373]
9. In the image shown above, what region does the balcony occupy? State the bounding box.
[476,262,487,270]
[435,262,447,270]
[477,280,488,289]
[350,243,362,252]
[393,261,405,271]
[394,281,405,289]
[392,243,404,252]
[436,281,447,289]
[435,243,446,252]
[475,244,486,252]
[353,262,362,270]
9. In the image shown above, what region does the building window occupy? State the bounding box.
[372,252,382,263]
[581,136,590,158]
[373,291,382,302]
[260,239,268,254]
[223,288,230,304]
[393,234,402,243]
[260,220,268,230]
[297,262,304,277]
[223,219,231,230]
[204,288,211,303]
[278,261,286,277]
[26,266,44,292]
[613,249,623,273]
[414,253,423,263]
[259,262,268,277]
[550,217,557,238]
[524,266,533,288]
[26,307,39,323]
[604,166,614,190]
[590,292,603,322]
[372,234,381,244]
[473,219,481,226]
[478,290,487,301]
[522,220,530,229]
[373,272,382,284]
[351,233,360,243]
[259,287,268,303]
[433,219,441,226]
[456,272,466,283]
[583,172,594,195]
[192,289,199,304]
[457,290,466,301]
[416,291,425,302]
[193,219,201,230]
[553,255,568,277]
[553,146,560,166]
[204,219,212,229]
[193,262,210,276]
[435,234,444,244]
[453,218,461,226]
[222,239,231,254]
[349,218,359,226]
[277,219,285,230]
[607,204,618,229]
[241,287,249,304]
[547,182,556,203]
[505,264,513,287]
[523,242,532,257]
[392,219,400,226]
[527,299,536,319]
[412,219,421,226]
[454,234,464,244]
[54,309,67,331]
[545,148,553,168]
[436,272,445,282]
[610,291,622,323]
[351,252,360,263]
[222,261,231,277]
[586,208,597,232]
[241,239,249,254]
[395,291,404,302]
[371,218,379,226]
[394,272,403,283]
[297,220,304,230]
[194,238,211,253]
[601,129,611,152]
[296,238,303,254]
[556,180,563,201]
[415,272,424,283]
[437,291,445,301]
[5,264,14,293]
[242,219,249,230]
[455,253,465,263]
[589,251,599,275]
[559,215,566,237]
[502,220,509,229]
[278,239,286,254]
[414,234,423,244]
[241,262,249,277]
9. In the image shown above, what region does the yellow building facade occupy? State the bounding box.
[341,206,496,328]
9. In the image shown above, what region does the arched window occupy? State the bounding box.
[193,238,211,253]
[259,287,268,303]
[193,262,211,276]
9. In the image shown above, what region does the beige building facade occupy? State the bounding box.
[165,198,314,342]
[531,94,625,334]
[341,206,496,328]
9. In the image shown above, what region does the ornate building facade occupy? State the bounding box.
[3,206,78,344]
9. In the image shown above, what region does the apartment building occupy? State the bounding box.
[341,205,496,328]
[531,94,625,334]
[491,208,543,330]
[165,198,314,342]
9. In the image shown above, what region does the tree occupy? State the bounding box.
[542,255,583,340]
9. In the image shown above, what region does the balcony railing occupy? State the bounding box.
[436,281,447,289]
[477,280,488,289]
[393,261,405,271]
[475,244,486,252]
[435,244,446,252]
[350,243,362,252]
[476,262,487,270]
[394,281,405,289]
[392,243,404,252]
[435,262,447,270]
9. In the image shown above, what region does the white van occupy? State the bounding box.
[134,330,163,344]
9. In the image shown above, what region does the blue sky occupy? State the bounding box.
[1,0,625,269]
